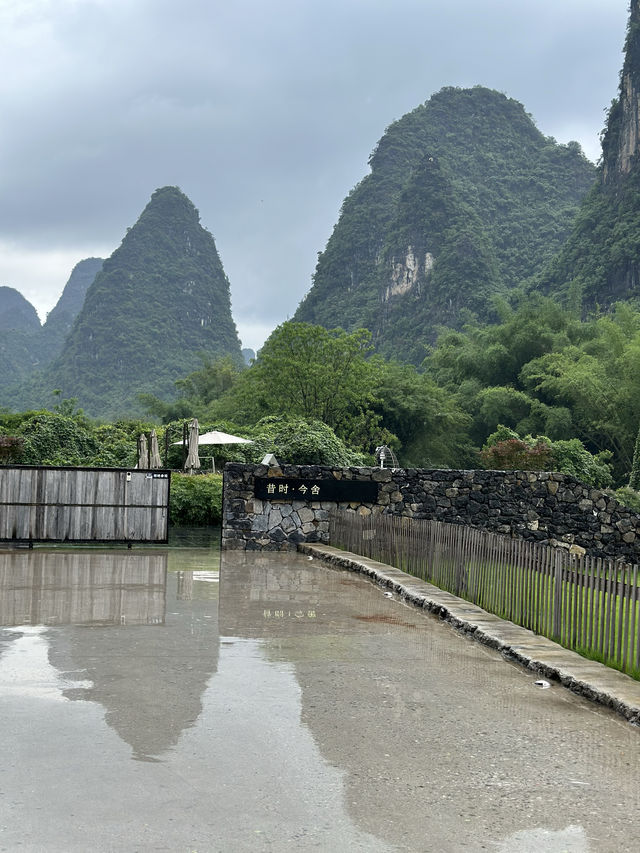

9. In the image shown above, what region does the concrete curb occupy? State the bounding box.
[298,542,640,726]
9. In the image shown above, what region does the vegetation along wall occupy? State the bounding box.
[222,463,640,561]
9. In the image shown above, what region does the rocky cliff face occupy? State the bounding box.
[603,0,640,183]
[605,71,640,180]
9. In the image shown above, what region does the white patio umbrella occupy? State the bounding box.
[173,428,253,472]
[149,429,163,469]
[137,433,148,469]
[197,430,254,447]
[200,430,253,472]
[184,418,201,473]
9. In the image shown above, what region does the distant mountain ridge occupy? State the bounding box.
[0,286,40,332]
[39,258,104,363]
[0,259,104,385]
[294,86,596,363]
[0,287,42,382]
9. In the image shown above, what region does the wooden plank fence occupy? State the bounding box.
[0,466,170,543]
[330,510,640,679]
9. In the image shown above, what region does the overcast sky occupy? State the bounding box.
[0,0,630,351]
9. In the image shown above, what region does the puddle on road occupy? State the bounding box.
[352,613,419,628]
[0,537,638,852]
[496,824,589,853]
[0,626,93,699]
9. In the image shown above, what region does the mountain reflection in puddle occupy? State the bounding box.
[0,544,221,762]
[0,626,93,700]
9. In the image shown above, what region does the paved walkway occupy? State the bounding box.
[299,543,640,725]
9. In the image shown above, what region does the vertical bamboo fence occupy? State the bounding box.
[330,510,640,679]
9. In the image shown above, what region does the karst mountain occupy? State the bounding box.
[536,0,640,310]
[3,187,242,417]
[39,258,105,365]
[0,286,42,381]
[294,86,596,363]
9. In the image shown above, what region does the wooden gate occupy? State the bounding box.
[0,466,170,544]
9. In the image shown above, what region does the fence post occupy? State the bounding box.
[553,550,564,641]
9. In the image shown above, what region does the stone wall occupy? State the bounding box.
[222,463,386,551]
[222,462,640,561]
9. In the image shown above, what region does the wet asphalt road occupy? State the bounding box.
[0,543,638,852]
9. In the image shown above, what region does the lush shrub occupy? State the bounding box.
[0,435,24,463]
[480,437,552,471]
[15,412,100,466]
[550,439,613,489]
[251,416,367,466]
[613,486,640,513]
[170,473,222,526]
[0,411,158,468]
[161,416,367,470]
[90,423,140,467]
[481,424,613,487]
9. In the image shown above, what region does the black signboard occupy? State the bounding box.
[254,477,378,503]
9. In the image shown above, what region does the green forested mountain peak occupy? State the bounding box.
[0,287,42,383]
[294,86,595,363]
[39,257,104,364]
[37,186,243,417]
[537,0,640,309]
[0,286,40,331]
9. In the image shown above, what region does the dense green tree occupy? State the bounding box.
[519,309,640,478]
[426,296,640,483]
[370,359,474,467]
[213,322,379,443]
[140,355,243,423]
[208,321,471,466]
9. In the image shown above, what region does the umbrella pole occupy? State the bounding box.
[182,421,187,470]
